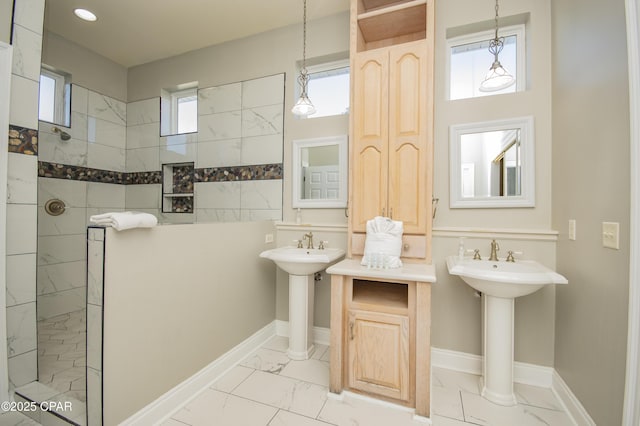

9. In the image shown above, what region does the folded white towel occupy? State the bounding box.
[89,211,157,231]
[361,216,403,268]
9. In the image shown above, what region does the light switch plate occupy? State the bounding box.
[265,233,274,243]
[568,219,576,241]
[602,222,620,249]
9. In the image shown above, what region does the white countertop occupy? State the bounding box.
[326,258,436,283]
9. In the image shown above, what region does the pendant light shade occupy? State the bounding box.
[479,0,515,93]
[292,0,316,117]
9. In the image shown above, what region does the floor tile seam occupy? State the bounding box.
[195,387,285,418]
[209,365,258,395]
[314,397,340,426]
[260,367,331,390]
[226,376,328,418]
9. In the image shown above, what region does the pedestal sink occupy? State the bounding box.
[260,246,345,360]
[446,255,567,406]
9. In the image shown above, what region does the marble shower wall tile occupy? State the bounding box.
[6,204,37,256]
[87,143,126,172]
[38,178,87,207]
[88,116,126,149]
[6,254,37,307]
[7,152,38,204]
[195,181,241,209]
[87,182,126,209]
[37,261,86,296]
[10,75,39,129]
[88,91,126,125]
[240,179,283,210]
[196,138,241,168]
[198,111,242,141]
[198,82,241,114]
[127,122,160,149]
[11,24,43,82]
[126,146,160,172]
[241,104,284,138]
[127,98,160,126]
[241,134,283,166]
[13,0,45,35]
[37,206,87,236]
[36,287,86,320]
[8,350,37,388]
[125,184,161,209]
[37,234,86,266]
[71,84,88,114]
[6,302,37,357]
[160,140,197,165]
[242,74,285,108]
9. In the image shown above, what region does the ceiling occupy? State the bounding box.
[43,0,350,68]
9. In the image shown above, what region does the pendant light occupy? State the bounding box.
[479,0,515,92]
[291,0,316,117]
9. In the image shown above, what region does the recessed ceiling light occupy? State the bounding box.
[74,8,97,22]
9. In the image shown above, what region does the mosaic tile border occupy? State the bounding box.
[8,125,38,155]
[38,161,283,185]
[195,163,283,182]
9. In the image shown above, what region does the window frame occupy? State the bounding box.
[39,67,71,126]
[170,88,198,134]
[297,59,350,119]
[446,24,526,101]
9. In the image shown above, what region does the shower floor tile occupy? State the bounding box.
[37,309,87,402]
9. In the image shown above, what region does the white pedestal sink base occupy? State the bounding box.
[287,274,315,360]
[482,295,517,406]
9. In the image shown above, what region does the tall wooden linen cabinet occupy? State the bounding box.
[328,0,436,420]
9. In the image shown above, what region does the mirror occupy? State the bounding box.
[450,116,534,208]
[292,135,348,208]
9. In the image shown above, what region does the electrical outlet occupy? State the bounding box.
[568,219,576,241]
[264,233,274,243]
[602,222,620,249]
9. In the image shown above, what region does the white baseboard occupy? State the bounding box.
[551,370,596,426]
[121,321,277,425]
[432,346,594,426]
[275,320,330,346]
[431,346,554,388]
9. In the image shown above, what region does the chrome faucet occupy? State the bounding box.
[303,232,314,249]
[489,239,500,261]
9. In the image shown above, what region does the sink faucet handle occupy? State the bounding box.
[473,249,482,260]
[318,240,327,250]
[506,250,523,262]
[293,239,303,248]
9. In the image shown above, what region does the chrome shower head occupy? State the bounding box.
[52,127,71,141]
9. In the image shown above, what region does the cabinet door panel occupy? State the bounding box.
[348,310,409,401]
[352,51,389,231]
[388,42,428,234]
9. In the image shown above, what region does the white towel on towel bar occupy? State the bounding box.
[89,211,157,231]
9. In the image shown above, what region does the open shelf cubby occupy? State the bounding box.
[352,279,409,310]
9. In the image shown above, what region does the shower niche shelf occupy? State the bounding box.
[162,162,194,213]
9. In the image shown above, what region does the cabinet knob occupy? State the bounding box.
[403,243,410,251]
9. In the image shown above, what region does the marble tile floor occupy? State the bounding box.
[160,336,575,426]
[5,309,88,425]
[2,335,576,426]
[36,310,87,403]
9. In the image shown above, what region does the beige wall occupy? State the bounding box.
[41,31,128,101]
[127,12,351,226]
[0,0,11,44]
[551,0,630,424]
[102,221,277,424]
[427,0,556,365]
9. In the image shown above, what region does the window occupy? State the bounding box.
[161,86,198,135]
[299,60,350,119]
[447,24,525,100]
[38,67,71,126]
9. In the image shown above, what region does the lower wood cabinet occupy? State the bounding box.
[327,261,434,418]
[347,309,410,401]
